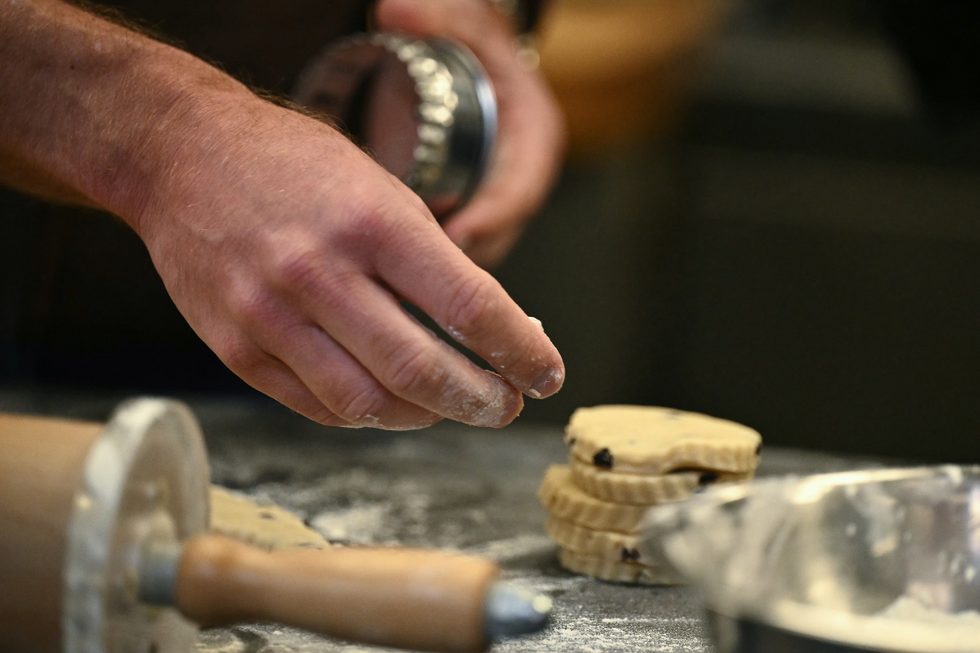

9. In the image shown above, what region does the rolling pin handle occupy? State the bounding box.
[174,534,509,652]
[135,533,553,652]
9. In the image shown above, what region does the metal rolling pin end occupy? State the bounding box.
[483,581,553,639]
[139,536,551,652]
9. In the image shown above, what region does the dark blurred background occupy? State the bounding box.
[502,0,980,462]
[2,0,978,462]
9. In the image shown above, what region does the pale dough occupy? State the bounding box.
[546,514,651,565]
[564,405,761,474]
[568,455,754,505]
[537,465,649,533]
[557,548,683,585]
[209,486,329,551]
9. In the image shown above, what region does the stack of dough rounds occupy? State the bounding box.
[538,405,761,584]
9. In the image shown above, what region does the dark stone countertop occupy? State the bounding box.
[0,391,883,653]
[192,400,880,653]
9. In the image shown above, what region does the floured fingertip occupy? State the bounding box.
[448,372,524,428]
[530,366,565,398]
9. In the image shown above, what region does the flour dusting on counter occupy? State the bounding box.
[493,587,709,653]
[469,534,555,561]
[187,410,867,653]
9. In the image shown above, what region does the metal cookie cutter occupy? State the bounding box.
[293,33,497,218]
[645,467,980,653]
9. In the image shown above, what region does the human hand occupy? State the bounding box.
[0,0,563,430]
[134,91,564,430]
[375,0,567,269]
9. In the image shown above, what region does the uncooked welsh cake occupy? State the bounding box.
[540,405,762,585]
[537,465,650,533]
[546,514,650,565]
[568,455,753,505]
[557,548,683,586]
[564,405,761,475]
[209,486,329,551]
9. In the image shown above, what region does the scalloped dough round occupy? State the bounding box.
[546,514,650,565]
[537,465,649,533]
[564,405,761,475]
[568,455,753,505]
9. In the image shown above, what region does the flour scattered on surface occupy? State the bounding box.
[194,414,721,653]
[494,611,709,653]
[468,534,555,562]
[309,504,390,544]
[601,617,701,625]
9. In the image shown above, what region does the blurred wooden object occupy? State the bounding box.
[0,414,103,653]
[537,0,731,157]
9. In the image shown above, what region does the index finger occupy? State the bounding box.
[375,219,565,399]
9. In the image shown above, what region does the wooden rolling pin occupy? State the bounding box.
[1,409,551,653]
[0,413,105,653]
[147,534,549,653]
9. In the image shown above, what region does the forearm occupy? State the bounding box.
[0,0,251,223]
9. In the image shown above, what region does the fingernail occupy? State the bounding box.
[530,366,564,399]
